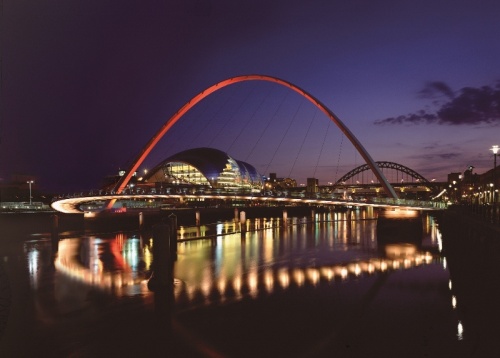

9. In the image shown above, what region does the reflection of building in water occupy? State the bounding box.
[53,232,435,306]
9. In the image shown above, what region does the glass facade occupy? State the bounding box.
[144,148,263,192]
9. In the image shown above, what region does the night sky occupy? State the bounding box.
[2,0,500,192]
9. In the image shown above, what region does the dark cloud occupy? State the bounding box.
[423,153,460,160]
[418,81,455,100]
[374,110,438,125]
[408,151,460,161]
[375,82,500,126]
[438,85,500,125]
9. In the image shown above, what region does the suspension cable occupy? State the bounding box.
[227,84,273,154]
[192,89,236,147]
[262,98,304,176]
[208,84,258,149]
[334,133,344,183]
[288,108,318,178]
[161,93,219,154]
[245,89,289,162]
[313,121,331,178]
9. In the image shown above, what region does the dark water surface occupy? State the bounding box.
[0,209,499,357]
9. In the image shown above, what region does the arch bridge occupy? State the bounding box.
[112,74,398,200]
[336,161,431,185]
[51,75,447,213]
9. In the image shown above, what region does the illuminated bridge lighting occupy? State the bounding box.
[51,192,446,214]
[53,237,436,306]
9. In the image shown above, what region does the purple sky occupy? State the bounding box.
[2,0,500,192]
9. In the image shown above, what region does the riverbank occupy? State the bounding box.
[433,205,500,356]
[435,205,500,237]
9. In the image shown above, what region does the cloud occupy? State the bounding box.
[375,81,500,126]
[419,152,461,160]
[374,110,438,125]
[418,81,455,100]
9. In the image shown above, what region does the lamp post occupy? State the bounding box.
[27,180,34,205]
[491,145,499,203]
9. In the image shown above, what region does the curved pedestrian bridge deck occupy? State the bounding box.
[51,192,447,214]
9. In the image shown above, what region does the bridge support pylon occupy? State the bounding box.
[148,222,176,291]
[376,209,423,246]
[51,214,59,254]
[240,211,246,232]
[195,210,201,226]
[139,212,144,230]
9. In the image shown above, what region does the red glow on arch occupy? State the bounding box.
[114,75,398,199]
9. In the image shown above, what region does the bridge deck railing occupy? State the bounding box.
[368,197,448,209]
[51,189,447,210]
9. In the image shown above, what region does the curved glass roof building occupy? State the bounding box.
[144,147,263,192]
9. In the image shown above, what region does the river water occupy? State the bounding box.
[0,208,499,357]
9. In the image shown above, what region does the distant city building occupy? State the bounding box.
[447,172,461,185]
[0,201,50,211]
[476,165,500,204]
[462,166,479,185]
[306,178,319,194]
[266,173,297,190]
[448,165,499,204]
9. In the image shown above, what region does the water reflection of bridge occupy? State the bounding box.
[54,236,435,304]
[173,246,435,305]
[52,213,441,306]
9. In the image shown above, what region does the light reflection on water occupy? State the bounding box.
[19,211,469,348]
[30,211,441,304]
[12,210,500,356]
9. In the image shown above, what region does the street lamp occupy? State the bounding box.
[27,180,34,205]
[491,145,499,203]
[492,145,499,164]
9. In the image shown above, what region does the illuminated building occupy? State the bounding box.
[266,173,297,190]
[143,147,263,192]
